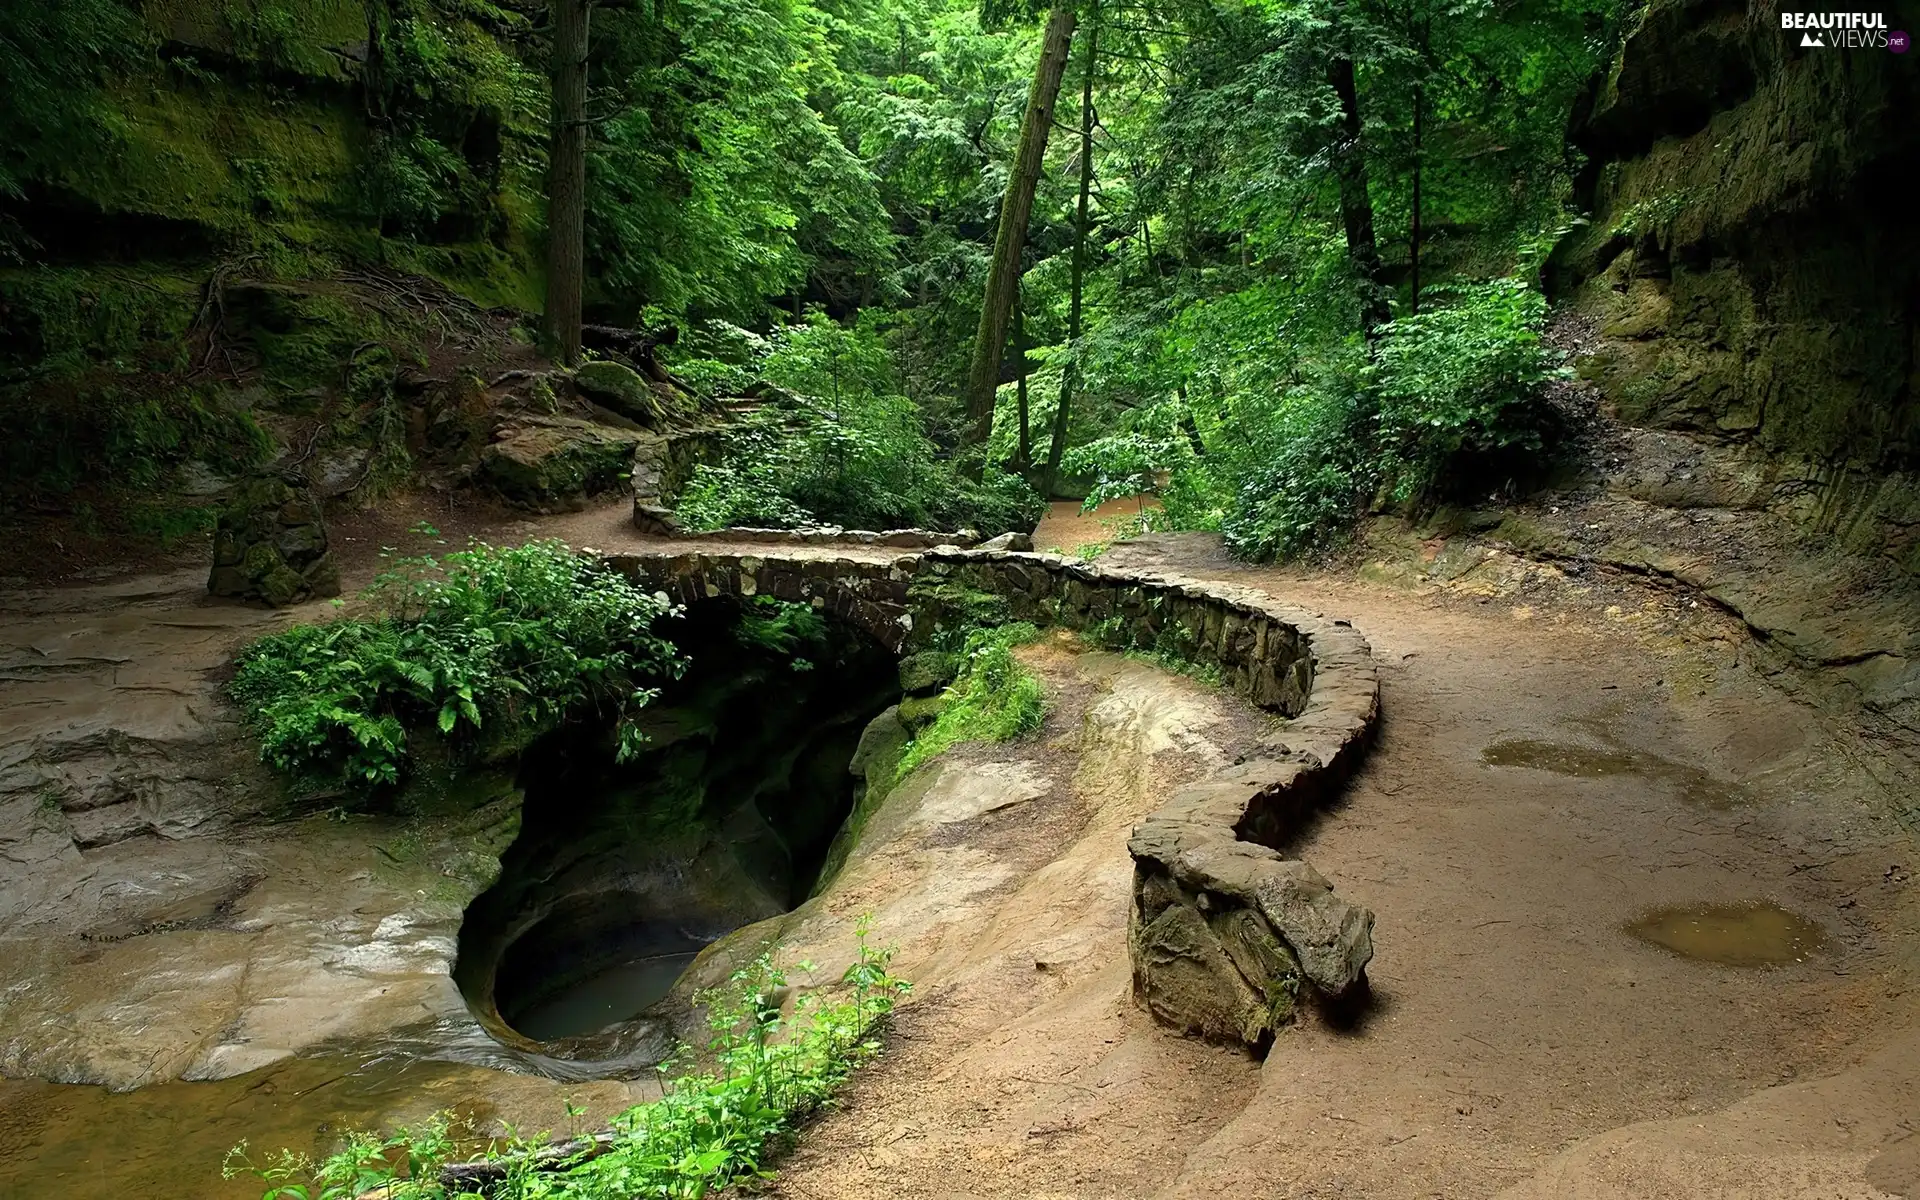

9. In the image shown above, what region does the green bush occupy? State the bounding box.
[229,538,685,794]
[1219,377,1374,562]
[895,623,1046,779]
[1368,277,1564,503]
[1219,277,1561,561]
[225,927,910,1199]
[670,315,1043,536]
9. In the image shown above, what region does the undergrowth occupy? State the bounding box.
[224,924,909,1199]
[895,622,1046,780]
[228,537,684,795]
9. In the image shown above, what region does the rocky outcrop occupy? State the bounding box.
[1553,0,1919,561]
[206,471,340,606]
[1535,3,1920,803]
[479,416,648,513]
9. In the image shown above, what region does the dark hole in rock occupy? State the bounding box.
[454,596,901,1053]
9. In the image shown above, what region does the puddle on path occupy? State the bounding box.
[1480,737,1742,809]
[0,1053,634,1200]
[1625,901,1826,966]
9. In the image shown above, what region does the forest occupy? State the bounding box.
[1,0,1621,561]
[5,2,1920,1198]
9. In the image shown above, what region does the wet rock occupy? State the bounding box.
[207,472,340,606]
[1251,861,1375,996]
[480,416,642,512]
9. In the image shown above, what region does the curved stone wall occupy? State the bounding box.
[604,550,921,651]
[602,544,1381,1048]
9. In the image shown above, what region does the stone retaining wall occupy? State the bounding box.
[630,498,984,550]
[601,545,1380,1049]
[603,550,922,652]
[913,550,1379,1049]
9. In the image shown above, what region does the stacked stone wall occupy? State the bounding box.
[602,545,1381,1048]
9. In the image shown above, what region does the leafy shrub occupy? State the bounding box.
[1368,277,1564,503]
[671,315,1042,536]
[895,623,1046,779]
[1219,277,1561,561]
[1219,380,1373,562]
[226,925,910,1199]
[229,538,685,794]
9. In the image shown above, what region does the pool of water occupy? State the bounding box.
[1625,901,1826,966]
[510,952,700,1041]
[0,1053,639,1200]
[1481,737,1741,809]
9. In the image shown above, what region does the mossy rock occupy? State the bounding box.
[898,651,959,695]
[479,416,642,513]
[896,693,950,733]
[574,360,693,428]
[208,471,338,606]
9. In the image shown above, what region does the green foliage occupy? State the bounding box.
[0,379,273,500]
[731,596,830,671]
[672,314,1043,534]
[228,539,685,794]
[895,622,1046,778]
[1217,277,1560,559]
[0,0,145,213]
[225,926,910,1199]
[1219,382,1374,561]
[1369,278,1565,502]
[591,0,894,321]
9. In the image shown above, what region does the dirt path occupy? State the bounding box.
[761,530,1920,1199]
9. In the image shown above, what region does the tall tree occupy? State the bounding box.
[546,0,591,365]
[1326,8,1390,337]
[1014,287,1032,470]
[962,4,1076,448]
[1044,0,1098,490]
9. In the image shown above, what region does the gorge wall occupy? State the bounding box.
[1553,0,1919,557]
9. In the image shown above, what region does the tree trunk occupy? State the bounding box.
[1044,0,1097,492]
[961,4,1076,448]
[1409,83,1422,314]
[1327,31,1390,336]
[545,0,591,365]
[1014,290,1031,471]
[1409,7,1430,314]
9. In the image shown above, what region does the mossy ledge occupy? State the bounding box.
[603,543,1382,1050]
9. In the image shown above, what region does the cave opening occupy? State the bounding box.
[453,595,902,1050]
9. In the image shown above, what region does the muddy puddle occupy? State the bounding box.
[0,1053,639,1200]
[1481,737,1742,809]
[1625,901,1826,966]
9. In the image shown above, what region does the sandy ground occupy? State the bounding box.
[751,525,1920,1199]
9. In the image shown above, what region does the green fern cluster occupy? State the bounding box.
[228,538,685,796]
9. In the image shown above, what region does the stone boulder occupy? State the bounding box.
[208,472,340,606]
[479,416,642,513]
[978,531,1035,552]
[573,360,693,428]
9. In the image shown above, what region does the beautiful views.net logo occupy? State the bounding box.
[1780,11,1908,50]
